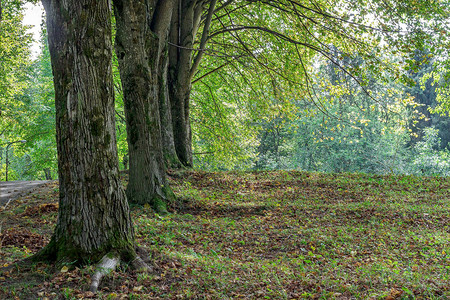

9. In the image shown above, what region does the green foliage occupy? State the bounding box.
[403,49,450,149]
[0,1,32,137]
[0,0,34,180]
[428,70,450,117]
[0,4,58,180]
[191,70,261,170]
[411,127,450,176]
[282,50,421,174]
[20,28,57,180]
[256,97,415,174]
[190,0,449,174]
[112,48,128,170]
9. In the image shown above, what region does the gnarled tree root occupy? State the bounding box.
[89,252,120,293]
[131,255,153,273]
[1,246,153,293]
[89,249,153,293]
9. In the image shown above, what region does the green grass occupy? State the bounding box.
[1,170,449,299]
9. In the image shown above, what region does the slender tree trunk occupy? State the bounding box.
[168,72,193,167]
[158,45,182,168]
[43,168,52,180]
[167,0,199,168]
[167,0,215,168]
[153,0,182,169]
[113,0,175,211]
[37,0,136,264]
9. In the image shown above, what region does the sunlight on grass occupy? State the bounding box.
[1,170,449,298]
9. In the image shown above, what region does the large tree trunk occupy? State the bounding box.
[113,0,175,211]
[37,0,136,265]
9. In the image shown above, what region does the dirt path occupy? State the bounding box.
[0,181,55,206]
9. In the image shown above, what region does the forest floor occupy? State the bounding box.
[0,170,449,299]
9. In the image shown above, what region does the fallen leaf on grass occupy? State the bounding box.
[76,291,95,298]
[0,228,48,251]
[133,285,144,292]
[385,288,403,299]
[21,203,59,217]
[60,266,69,273]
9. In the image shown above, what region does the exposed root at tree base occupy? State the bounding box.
[89,250,153,293]
[1,246,154,294]
[131,256,153,273]
[89,253,120,293]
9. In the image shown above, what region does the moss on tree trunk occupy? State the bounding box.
[113,0,176,211]
[37,0,136,267]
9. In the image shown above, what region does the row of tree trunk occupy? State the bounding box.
[115,0,216,210]
[32,0,216,280]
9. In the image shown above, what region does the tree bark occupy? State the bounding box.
[44,168,52,180]
[113,0,175,211]
[152,0,183,169]
[167,0,198,168]
[168,67,194,167]
[158,43,182,168]
[167,0,215,168]
[37,0,135,265]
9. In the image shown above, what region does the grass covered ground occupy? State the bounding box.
[0,170,449,299]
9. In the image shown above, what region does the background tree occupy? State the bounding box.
[0,0,32,179]
[167,0,218,167]
[3,0,449,180]
[405,49,450,149]
[104,0,449,212]
[112,0,176,212]
[18,27,57,180]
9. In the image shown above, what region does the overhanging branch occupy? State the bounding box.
[192,55,245,84]
[190,0,217,81]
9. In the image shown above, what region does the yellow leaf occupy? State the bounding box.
[133,286,144,292]
[85,291,95,297]
[60,266,69,273]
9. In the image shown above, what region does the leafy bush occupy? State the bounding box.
[410,127,450,176]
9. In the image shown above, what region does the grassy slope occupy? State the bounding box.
[0,171,449,299]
